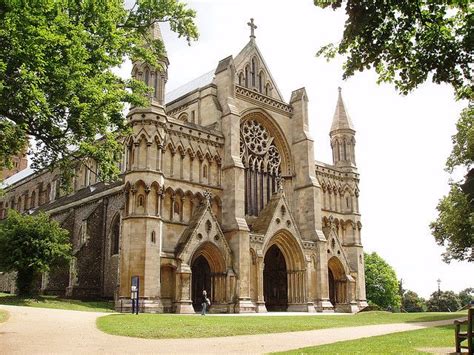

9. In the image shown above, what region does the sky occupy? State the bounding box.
[124,0,472,299]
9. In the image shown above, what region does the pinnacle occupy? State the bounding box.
[330,87,354,132]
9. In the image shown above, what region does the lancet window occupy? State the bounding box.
[240,120,281,216]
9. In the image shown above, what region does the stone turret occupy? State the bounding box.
[330,88,356,170]
[118,22,169,313]
[130,22,169,114]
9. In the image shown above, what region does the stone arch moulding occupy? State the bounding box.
[262,229,305,271]
[240,109,293,176]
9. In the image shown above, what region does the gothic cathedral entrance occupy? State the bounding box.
[263,245,288,311]
[191,255,211,311]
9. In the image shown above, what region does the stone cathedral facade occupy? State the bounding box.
[0,22,367,313]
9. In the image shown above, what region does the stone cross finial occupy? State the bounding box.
[203,190,213,204]
[247,18,257,39]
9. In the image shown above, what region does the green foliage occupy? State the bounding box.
[0,210,71,295]
[276,325,455,355]
[314,1,473,99]
[96,311,462,339]
[402,290,427,313]
[0,0,198,187]
[426,290,461,312]
[314,1,474,262]
[447,106,474,171]
[430,183,474,262]
[458,287,474,307]
[364,252,401,310]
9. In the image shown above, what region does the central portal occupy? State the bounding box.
[191,255,211,311]
[263,244,288,311]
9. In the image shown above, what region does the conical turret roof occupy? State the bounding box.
[330,87,355,132]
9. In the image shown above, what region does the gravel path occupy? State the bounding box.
[0,305,458,354]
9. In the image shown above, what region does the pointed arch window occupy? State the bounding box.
[251,58,256,87]
[144,69,150,86]
[154,73,159,98]
[240,120,282,216]
[245,66,250,87]
[258,71,264,93]
[265,83,272,96]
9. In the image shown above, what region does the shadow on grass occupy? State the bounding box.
[0,293,114,312]
[404,313,466,323]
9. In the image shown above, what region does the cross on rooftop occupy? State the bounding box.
[247,18,257,39]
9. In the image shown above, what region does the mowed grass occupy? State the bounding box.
[0,292,115,312]
[275,324,456,354]
[96,311,464,339]
[0,309,8,323]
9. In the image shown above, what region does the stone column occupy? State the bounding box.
[174,263,194,314]
[255,256,267,312]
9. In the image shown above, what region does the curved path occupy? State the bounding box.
[0,305,457,354]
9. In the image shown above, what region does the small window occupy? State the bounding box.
[151,231,156,244]
[346,197,350,208]
[80,220,88,246]
[144,69,150,86]
[154,73,159,98]
[258,72,263,93]
[174,201,180,215]
[203,165,208,179]
[138,194,145,207]
[245,66,249,87]
[251,58,256,86]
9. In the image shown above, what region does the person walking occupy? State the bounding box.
[201,290,210,315]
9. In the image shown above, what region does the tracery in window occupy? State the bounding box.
[240,120,282,216]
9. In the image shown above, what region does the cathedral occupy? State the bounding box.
[0,21,367,313]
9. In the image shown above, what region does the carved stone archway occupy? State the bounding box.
[261,230,307,312]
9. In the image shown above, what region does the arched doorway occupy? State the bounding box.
[328,256,347,308]
[263,244,288,311]
[191,255,211,311]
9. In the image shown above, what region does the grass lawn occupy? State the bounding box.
[96,311,464,339]
[0,292,115,313]
[275,325,456,354]
[0,309,8,323]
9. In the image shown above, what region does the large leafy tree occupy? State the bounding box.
[0,0,198,187]
[364,252,401,309]
[402,290,427,313]
[458,287,474,307]
[426,290,461,312]
[0,210,71,295]
[314,1,473,262]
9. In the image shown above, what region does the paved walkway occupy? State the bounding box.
[0,305,459,354]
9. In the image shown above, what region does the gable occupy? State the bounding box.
[175,199,232,267]
[251,193,302,242]
[234,40,284,102]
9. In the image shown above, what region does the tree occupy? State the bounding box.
[426,290,461,312]
[402,290,427,313]
[0,0,198,187]
[364,252,401,310]
[314,0,473,262]
[458,287,474,307]
[0,210,71,295]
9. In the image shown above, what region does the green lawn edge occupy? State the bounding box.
[96,311,465,340]
[0,292,115,313]
[273,324,457,354]
[0,309,9,323]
